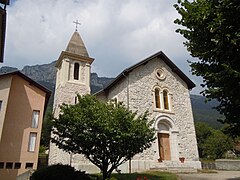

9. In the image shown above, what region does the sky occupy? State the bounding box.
[2,0,203,94]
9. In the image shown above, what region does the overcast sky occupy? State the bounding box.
[2,0,203,94]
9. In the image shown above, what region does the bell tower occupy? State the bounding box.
[49,30,94,165]
[53,31,94,115]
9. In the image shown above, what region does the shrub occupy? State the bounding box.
[30,164,92,180]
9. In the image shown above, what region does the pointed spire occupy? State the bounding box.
[66,31,89,57]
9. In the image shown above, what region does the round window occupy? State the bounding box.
[155,68,165,80]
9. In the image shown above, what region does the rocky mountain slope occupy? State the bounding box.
[0,62,221,128]
[0,61,114,94]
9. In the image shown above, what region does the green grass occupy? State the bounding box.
[93,171,178,180]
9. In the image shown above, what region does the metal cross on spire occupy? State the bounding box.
[73,20,81,31]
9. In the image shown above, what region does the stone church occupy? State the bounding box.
[49,30,201,173]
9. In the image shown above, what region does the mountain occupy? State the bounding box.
[191,95,223,129]
[0,62,114,94]
[0,62,222,128]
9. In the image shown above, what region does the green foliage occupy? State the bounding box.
[39,145,47,155]
[195,122,233,159]
[51,95,155,180]
[30,164,93,180]
[203,129,233,159]
[195,122,213,158]
[174,0,240,137]
[41,111,53,148]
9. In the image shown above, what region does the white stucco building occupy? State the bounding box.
[49,30,201,173]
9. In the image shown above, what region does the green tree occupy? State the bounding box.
[203,129,233,159]
[195,122,233,159]
[51,95,155,180]
[174,0,240,137]
[195,122,213,158]
[41,111,53,148]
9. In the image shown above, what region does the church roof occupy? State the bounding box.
[96,51,195,95]
[65,31,89,57]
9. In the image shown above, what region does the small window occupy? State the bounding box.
[163,90,169,110]
[6,162,13,169]
[155,88,161,108]
[74,63,80,80]
[28,133,37,152]
[155,68,165,80]
[74,96,78,104]
[0,162,4,169]
[25,163,33,169]
[114,97,118,104]
[31,110,40,128]
[0,101,2,111]
[14,162,21,169]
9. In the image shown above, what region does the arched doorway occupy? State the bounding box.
[155,116,179,162]
[157,121,171,161]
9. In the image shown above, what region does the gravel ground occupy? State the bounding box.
[177,171,240,180]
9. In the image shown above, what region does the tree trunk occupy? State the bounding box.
[102,165,110,180]
[102,167,114,180]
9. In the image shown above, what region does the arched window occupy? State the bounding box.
[155,88,161,108]
[74,63,79,80]
[163,90,169,110]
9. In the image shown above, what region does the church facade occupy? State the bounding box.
[49,30,201,173]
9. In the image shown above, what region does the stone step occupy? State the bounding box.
[166,167,197,173]
[150,163,168,171]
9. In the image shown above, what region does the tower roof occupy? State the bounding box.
[65,31,89,57]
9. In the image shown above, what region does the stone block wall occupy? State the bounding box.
[101,56,200,166]
[216,159,240,170]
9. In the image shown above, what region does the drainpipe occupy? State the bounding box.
[122,72,131,173]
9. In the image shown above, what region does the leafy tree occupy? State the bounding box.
[195,122,213,157]
[51,95,155,180]
[41,111,53,148]
[174,0,240,137]
[203,129,233,159]
[195,122,233,159]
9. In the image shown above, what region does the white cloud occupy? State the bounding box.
[2,0,203,94]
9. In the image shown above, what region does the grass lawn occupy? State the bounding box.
[93,171,178,180]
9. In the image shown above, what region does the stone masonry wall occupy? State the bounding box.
[105,57,199,164]
[49,82,90,165]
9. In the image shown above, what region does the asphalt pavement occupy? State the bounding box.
[177,171,240,180]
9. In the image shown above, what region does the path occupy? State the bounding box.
[177,171,240,180]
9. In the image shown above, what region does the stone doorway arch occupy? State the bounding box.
[155,115,179,162]
[157,122,171,161]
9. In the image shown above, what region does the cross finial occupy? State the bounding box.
[73,20,81,31]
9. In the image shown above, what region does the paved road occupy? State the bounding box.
[177,171,240,180]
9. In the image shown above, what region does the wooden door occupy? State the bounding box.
[158,133,171,161]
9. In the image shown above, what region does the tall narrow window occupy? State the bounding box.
[155,88,161,108]
[31,110,40,128]
[163,90,169,110]
[74,96,78,104]
[0,100,2,111]
[74,63,80,80]
[28,133,37,152]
